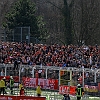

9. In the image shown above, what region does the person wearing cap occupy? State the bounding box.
[0,77,6,95]
[9,76,14,95]
[76,84,84,100]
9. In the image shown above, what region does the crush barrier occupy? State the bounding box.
[0,95,46,100]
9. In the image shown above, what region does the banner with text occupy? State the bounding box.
[84,84,98,92]
[22,77,58,90]
[59,85,76,95]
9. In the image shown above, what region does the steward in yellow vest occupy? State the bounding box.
[0,77,6,95]
[10,76,14,95]
[76,84,84,100]
[36,85,42,96]
[19,82,25,95]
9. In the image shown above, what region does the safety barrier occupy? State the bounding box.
[0,95,46,100]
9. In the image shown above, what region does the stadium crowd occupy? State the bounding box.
[0,41,100,82]
[0,42,99,69]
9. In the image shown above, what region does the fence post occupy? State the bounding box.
[94,71,96,83]
[4,64,7,76]
[82,67,84,87]
[46,68,48,79]
[19,65,21,82]
[32,67,34,78]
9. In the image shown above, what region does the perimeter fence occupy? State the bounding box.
[0,63,100,99]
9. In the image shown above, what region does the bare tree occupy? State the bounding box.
[72,0,100,45]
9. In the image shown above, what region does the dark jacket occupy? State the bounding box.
[63,94,70,100]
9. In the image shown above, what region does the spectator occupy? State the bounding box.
[0,69,4,76]
[35,70,39,78]
[0,42,100,82]
[41,70,45,78]
[38,69,42,78]
[13,58,19,70]
[62,94,70,100]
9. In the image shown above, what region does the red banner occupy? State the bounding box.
[59,85,76,95]
[0,95,46,100]
[69,86,76,95]
[59,85,69,94]
[22,77,58,90]
[22,77,38,88]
